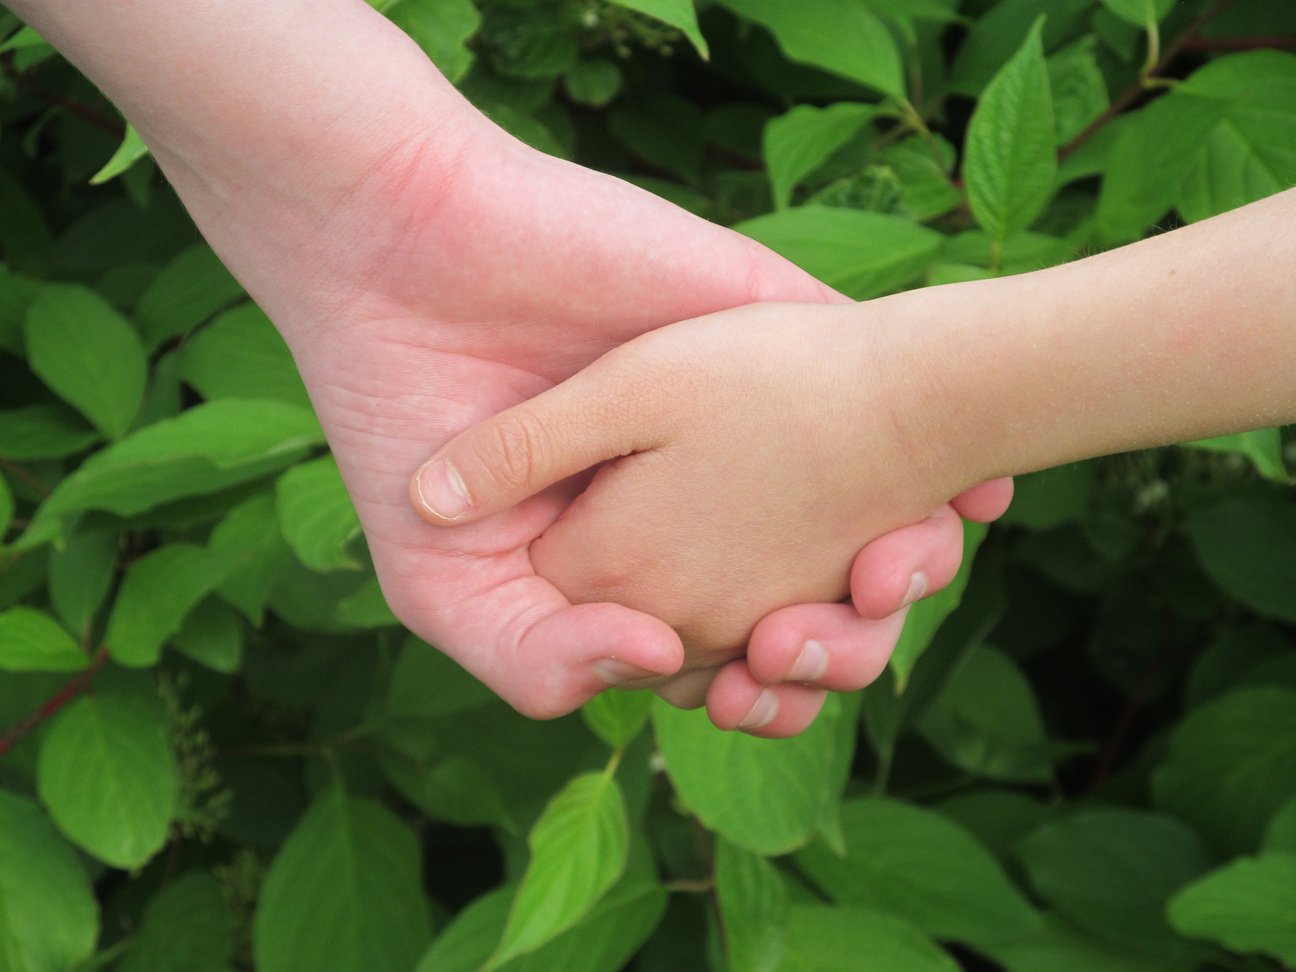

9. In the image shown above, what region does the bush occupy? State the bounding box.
[2,1,1295,969]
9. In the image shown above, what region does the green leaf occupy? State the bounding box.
[118,871,234,972]
[0,405,99,461]
[795,798,1043,951]
[890,521,988,687]
[1047,39,1108,146]
[89,124,150,186]
[1176,51,1296,223]
[949,0,1093,97]
[778,906,959,972]
[917,645,1062,783]
[1185,429,1289,482]
[653,696,841,855]
[207,492,293,624]
[1096,91,1227,243]
[1152,687,1296,854]
[1265,798,1296,855]
[736,207,942,300]
[177,304,311,409]
[580,690,652,749]
[171,598,244,674]
[487,771,628,969]
[23,284,146,440]
[763,102,877,210]
[0,607,88,673]
[275,455,363,572]
[106,544,226,667]
[562,59,623,108]
[715,0,903,96]
[386,0,481,84]
[23,400,324,545]
[0,791,98,972]
[36,691,176,869]
[333,576,399,628]
[134,245,245,349]
[253,788,433,972]
[608,0,708,59]
[1100,0,1175,28]
[938,791,1059,863]
[990,913,1187,972]
[0,473,10,539]
[49,529,119,636]
[1167,853,1296,967]
[963,19,1056,244]
[1187,498,1296,623]
[384,636,495,722]
[1015,809,1212,955]
[716,838,789,972]
[609,95,705,183]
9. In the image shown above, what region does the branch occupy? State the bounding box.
[1059,0,1237,161]
[0,647,109,758]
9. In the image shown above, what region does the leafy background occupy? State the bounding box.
[2,0,1296,969]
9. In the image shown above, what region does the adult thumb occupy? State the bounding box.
[409,365,653,526]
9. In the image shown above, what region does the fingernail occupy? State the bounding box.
[903,571,928,606]
[738,690,778,730]
[787,639,829,682]
[414,458,472,521]
[595,659,660,686]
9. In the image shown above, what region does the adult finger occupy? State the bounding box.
[744,602,906,692]
[706,660,828,737]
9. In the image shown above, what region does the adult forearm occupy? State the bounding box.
[904,189,1296,484]
[8,0,485,318]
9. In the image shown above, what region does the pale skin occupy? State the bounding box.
[11,0,1010,734]
[416,188,1296,734]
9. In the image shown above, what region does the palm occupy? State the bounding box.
[268,134,837,714]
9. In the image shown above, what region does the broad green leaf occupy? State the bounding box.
[883,136,962,222]
[763,102,877,209]
[1047,39,1108,146]
[1000,462,1097,530]
[417,869,666,972]
[384,636,495,722]
[917,645,1059,783]
[332,576,399,628]
[949,0,1093,96]
[938,791,1058,863]
[171,599,244,673]
[1167,853,1296,967]
[1265,799,1296,855]
[990,913,1188,972]
[778,906,959,972]
[1176,51,1296,223]
[177,304,310,409]
[118,871,234,972]
[0,607,88,673]
[1096,91,1227,243]
[487,771,628,969]
[36,691,176,869]
[207,492,293,624]
[609,96,705,183]
[49,529,118,636]
[715,0,903,96]
[90,124,150,186]
[0,791,98,972]
[580,690,652,750]
[890,520,988,687]
[1100,0,1175,27]
[562,60,622,108]
[1152,687,1296,854]
[1015,809,1212,955]
[275,456,363,572]
[653,696,840,855]
[1185,624,1295,709]
[963,19,1056,244]
[0,405,99,461]
[736,207,941,300]
[1187,498,1296,623]
[609,0,708,59]
[795,798,1043,951]
[387,0,480,84]
[716,838,789,972]
[23,284,146,440]
[0,267,41,354]
[106,544,226,667]
[253,788,433,972]
[1186,429,1289,483]
[23,399,323,545]
[134,245,245,349]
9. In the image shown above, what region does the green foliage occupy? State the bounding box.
[2,1,1295,969]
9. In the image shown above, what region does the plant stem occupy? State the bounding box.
[0,646,109,758]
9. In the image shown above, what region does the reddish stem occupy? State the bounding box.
[0,647,109,758]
